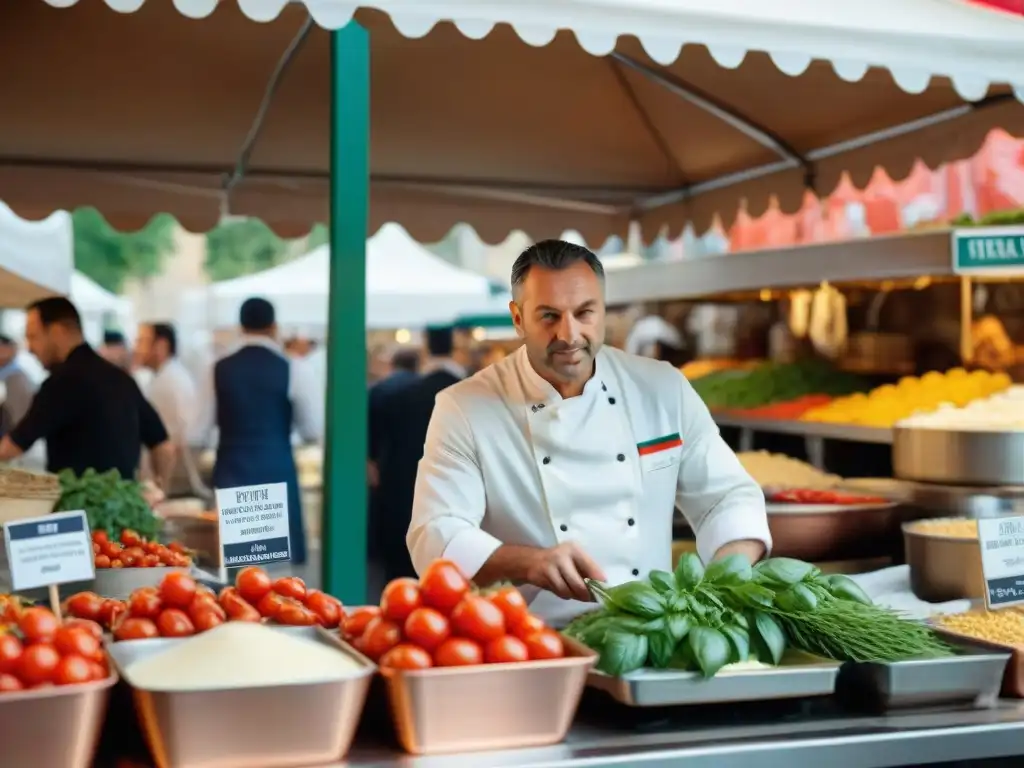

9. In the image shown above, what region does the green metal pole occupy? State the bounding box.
[322,21,369,604]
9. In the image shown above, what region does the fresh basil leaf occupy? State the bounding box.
[598,630,649,676]
[668,613,692,642]
[704,554,753,586]
[752,612,787,665]
[646,629,677,669]
[674,553,705,590]
[648,570,677,595]
[721,624,750,664]
[688,626,732,678]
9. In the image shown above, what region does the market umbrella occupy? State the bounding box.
[2,0,1024,244]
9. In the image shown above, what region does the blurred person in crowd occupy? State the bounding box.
[0,298,175,489]
[99,330,131,370]
[367,347,420,489]
[368,328,463,595]
[136,322,208,500]
[0,334,36,434]
[193,298,323,565]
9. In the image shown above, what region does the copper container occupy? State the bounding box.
[903,520,984,602]
[381,638,596,755]
[767,502,900,562]
[0,672,116,768]
[108,627,375,768]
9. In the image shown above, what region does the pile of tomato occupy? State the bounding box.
[343,560,565,670]
[65,567,345,640]
[92,528,192,569]
[0,606,109,692]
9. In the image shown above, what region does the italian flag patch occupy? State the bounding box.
[636,433,683,456]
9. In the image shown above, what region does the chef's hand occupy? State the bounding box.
[526,542,607,603]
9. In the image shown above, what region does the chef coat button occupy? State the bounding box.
[559,524,568,532]
[531,405,538,413]
[601,383,607,392]
[538,403,545,409]
[542,456,551,465]
[627,518,635,526]
[608,397,616,405]
[616,453,625,462]
[631,569,640,576]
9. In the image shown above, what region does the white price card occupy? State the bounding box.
[215,482,291,568]
[977,516,1024,609]
[2,510,95,591]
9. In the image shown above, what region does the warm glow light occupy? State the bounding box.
[471,327,487,341]
[394,328,411,343]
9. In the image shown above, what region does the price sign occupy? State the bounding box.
[977,516,1024,608]
[2,511,94,591]
[215,482,291,568]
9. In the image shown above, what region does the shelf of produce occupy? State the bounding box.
[714,415,893,445]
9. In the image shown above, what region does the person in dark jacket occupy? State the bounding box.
[369,327,464,594]
[193,298,323,565]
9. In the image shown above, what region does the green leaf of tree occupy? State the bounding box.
[204,219,289,281]
[72,208,176,292]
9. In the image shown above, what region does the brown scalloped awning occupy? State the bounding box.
[2,1,1023,243]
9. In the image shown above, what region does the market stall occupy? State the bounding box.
[0,199,71,307]
[6,0,1024,765]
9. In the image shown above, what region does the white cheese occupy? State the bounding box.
[126,622,363,691]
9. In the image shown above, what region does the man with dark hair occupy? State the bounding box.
[137,322,206,499]
[0,334,35,433]
[0,297,176,487]
[193,297,323,565]
[369,328,464,595]
[99,330,131,371]
[409,240,770,626]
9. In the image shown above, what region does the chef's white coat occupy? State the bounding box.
[407,345,772,625]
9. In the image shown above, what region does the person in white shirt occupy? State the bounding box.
[136,323,207,500]
[408,240,771,626]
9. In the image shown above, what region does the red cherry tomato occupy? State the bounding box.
[360,618,402,661]
[0,673,23,691]
[114,618,159,642]
[66,592,104,622]
[235,567,273,605]
[272,576,307,603]
[54,654,93,686]
[341,607,380,640]
[305,590,343,628]
[484,635,530,664]
[381,578,422,623]
[450,595,505,643]
[54,626,102,662]
[488,587,529,628]
[128,587,163,619]
[19,643,60,685]
[523,630,565,660]
[0,634,23,675]
[510,613,546,641]
[419,560,469,614]
[433,637,483,667]
[380,644,433,670]
[18,607,59,644]
[403,608,450,652]
[160,572,198,609]
[156,609,195,638]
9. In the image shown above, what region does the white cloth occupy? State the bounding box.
[849,565,972,620]
[191,335,324,447]
[408,345,771,625]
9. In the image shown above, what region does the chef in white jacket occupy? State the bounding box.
[408,240,771,626]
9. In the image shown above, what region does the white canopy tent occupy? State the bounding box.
[0,200,71,307]
[180,223,509,331]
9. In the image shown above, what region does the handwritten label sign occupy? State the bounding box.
[2,511,94,591]
[978,516,1024,608]
[216,482,291,568]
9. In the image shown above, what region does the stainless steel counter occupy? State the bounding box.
[344,699,1024,768]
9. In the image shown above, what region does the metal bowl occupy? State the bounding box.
[903,519,984,602]
[893,426,1024,486]
[767,502,901,562]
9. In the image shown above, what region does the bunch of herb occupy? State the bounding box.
[54,468,160,541]
[564,554,951,679]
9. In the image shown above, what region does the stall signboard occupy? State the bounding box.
[952,226,1024,276]
[2,510,94,591]
[977,516,1024,609]
[215,482,291,568]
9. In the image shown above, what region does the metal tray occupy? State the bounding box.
[108,626,374,768]
[893,425,1024,486]
[380,636,596,755]
[929,623,1024,698]
[836,636,1010,711]
[0,672,117,768]
[588,651,841,707]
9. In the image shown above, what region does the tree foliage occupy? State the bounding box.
[306,223,330,251]
[204,219,289,281]
[72,208,177,292]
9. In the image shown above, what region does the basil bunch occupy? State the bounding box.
[565,554,952,678]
